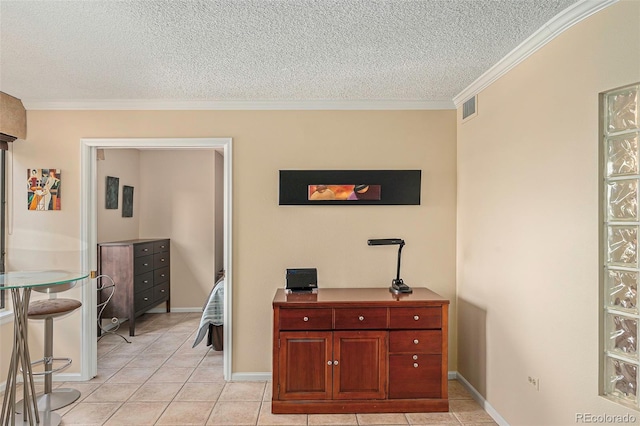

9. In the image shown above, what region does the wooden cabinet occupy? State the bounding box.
[272,287,449,414]
[97,238,170,336]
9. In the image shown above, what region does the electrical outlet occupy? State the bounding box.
[528,376,540,391]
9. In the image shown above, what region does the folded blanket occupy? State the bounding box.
[192,278,224,348]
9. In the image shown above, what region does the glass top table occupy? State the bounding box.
[0,270,89,426]
[0,270,89,290]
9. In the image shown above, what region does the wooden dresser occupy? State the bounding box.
[272,287,449,414]
[97,238,170,336]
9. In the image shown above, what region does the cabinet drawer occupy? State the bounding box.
[135,271,154,292]
[389,330,442,353]
[389,307,441,329]
[134,243,154,258]
[154,252,170,269]
[154,240,169,253]
[334,308,387,329]
[135,288,154,311]
[279,308,332,330]
[134,255,154,274]
[154,267,170,284]
[389,354,442,399]
[154,281,170,302]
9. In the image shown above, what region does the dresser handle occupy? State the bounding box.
[143,263,149,266]
[303,316,309,322]
[334,360,338,365]
[413,339,419,344]
[413,363,419,368]
[161,274,165,277]
[160,289,165,293]
[413,355,418,360]
[414,315,420,320]
[143,248,149,252]
[327,361,333,365]
[143,297,149,301]
[143,280,148,283]
[358,316,364,321]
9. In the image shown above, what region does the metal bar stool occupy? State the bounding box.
[16,297,82,412]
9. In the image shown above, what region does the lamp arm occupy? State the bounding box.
[395,242,405,283]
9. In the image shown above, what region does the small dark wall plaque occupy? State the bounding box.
[279,170,421,205]
[105,176,119,209]
[122,185,134,217]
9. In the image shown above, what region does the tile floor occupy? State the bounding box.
[3,312,498,425]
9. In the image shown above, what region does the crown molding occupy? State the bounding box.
[453,0,618,108]
[22,99,455,111]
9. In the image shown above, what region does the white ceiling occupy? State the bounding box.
[0,0,607,110]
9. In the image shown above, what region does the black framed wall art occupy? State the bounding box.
[279,170,421,206]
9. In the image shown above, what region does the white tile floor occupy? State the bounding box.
[3,312,498,425]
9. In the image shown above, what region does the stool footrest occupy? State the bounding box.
[29,357,72,375]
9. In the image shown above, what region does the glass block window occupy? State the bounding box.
[604,83,640,408]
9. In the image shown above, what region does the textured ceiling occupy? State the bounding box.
[0,0,581,107]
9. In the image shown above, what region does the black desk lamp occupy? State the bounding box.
[367,238,413,294]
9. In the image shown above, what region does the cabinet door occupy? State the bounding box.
[332,331,387,400]
[278,331,332,401]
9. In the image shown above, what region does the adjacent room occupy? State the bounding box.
[0,1,639,425]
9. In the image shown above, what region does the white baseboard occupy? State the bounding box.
[231,372,272,382]
[147,307,202,313]
[453,371,510,426]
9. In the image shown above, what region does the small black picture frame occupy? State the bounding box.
[122,185,134,217]
[105,176,119,209]
[279,170,421,205]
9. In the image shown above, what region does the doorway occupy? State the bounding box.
[79,137,233,381]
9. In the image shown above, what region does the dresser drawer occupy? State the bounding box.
[334,307,387,329]
[389,307,441,329]
[134,243,154,258]
[135,288,154,311]
[154,240,169,253]
[154,252,170,269]
[154,267,170,284]
[154,281,170,302]
[134,271,154,292]
[279,308,332,330]
[389,330,442,353]
[134,255,154,274]
[389,354,442,399]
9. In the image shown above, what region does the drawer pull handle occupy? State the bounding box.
[143,263,149,266]
[334,360,338,365]
[358,316,365,321]
[160,289,165,293]
[143,280,148,283]
[328,361,332,365]
[143,297,149,301]
[143,248,149,252]
[413,363,419,368]
[414,315,420,320]
[161,274,165,277]
[413,339,419,344]
[161,258,165,262]
[303,317,309,322]
[413,355,418,360]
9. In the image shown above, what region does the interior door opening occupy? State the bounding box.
[80,138,233,382]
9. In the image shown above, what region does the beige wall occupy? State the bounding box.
[97,149,141,242]
[97,148,216,309]
[457,1,640,424]
[138,149,216,307]
[1,109,457,379]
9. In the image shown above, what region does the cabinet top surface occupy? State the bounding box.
[273,287,449,307]
[98,238,169,246]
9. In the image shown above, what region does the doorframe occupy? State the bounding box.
[79,137,233,381]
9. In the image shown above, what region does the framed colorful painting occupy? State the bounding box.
[279,170,421,205]
[28,168,61,211]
